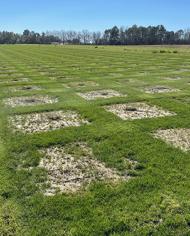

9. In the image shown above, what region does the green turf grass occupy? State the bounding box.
[0,45,190,235]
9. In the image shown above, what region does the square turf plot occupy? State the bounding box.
[39,71,51,75]
[4,95,58,107]
[153,129,190,152]
[39,142,129,195]
[11,85,42,92]
[9,111,89,133]
[0,69,17,73]
[164,77,182,81]
[0,78,30,84]
[104,103,176,120]
[144,86,179,94]
[65,81,99,88]
[2,73,25,77]
[77,89,125,100]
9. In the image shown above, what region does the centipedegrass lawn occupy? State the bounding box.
[0,45,190,235]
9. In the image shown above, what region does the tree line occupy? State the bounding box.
[49,25,190,45]
[0,25,190,45]
[0,29,60,44]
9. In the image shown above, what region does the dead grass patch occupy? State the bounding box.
[153,128,190,152]
[11,85,42,92]
[4,95,58,107]
[1,78,30,84]
[39,72,50,75]
[105,103,175,120]
[78,89,125,100]
[164,77,181,81]
[179,69,190,72]
[65,81,99,88]
[10,110,89,133]
[0,74,9,77]
[144,86,179,94]
[39,142,129,195]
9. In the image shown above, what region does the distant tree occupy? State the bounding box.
[80,30,91,44]
[156,25,166,44]
[103,29,111,44]
[119,27,125,45]
[23,29,30,37]
[109,26,120,44]
[92,31,102,45]
[126,25,140,44]
[165,31,175,44]
[184,29,190,44]
[175,30,184,44]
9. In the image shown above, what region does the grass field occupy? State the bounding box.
[0,45,190,235]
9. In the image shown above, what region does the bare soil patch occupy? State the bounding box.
[39,142,129,195]
[144,86,179,94]
[4,95,58,107]
[153,128,190,152]
[10,110,89,133]
[105,103,175,120]
[78,89,125,100]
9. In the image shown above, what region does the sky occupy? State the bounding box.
[0,0,189,33]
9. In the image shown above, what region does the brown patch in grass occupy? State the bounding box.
[11,85,42,92]
[39,143,129,195]
[4,95,58,107]
[0,78,30,84]
[153,128,190,152]
[10,110,89,133]
[144,86,179,94]
[78,89,125,100]
[105,103,175,120]
[164,77,181,81]
[65,81,99,88]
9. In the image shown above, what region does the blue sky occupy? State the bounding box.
[0,0,189,33]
